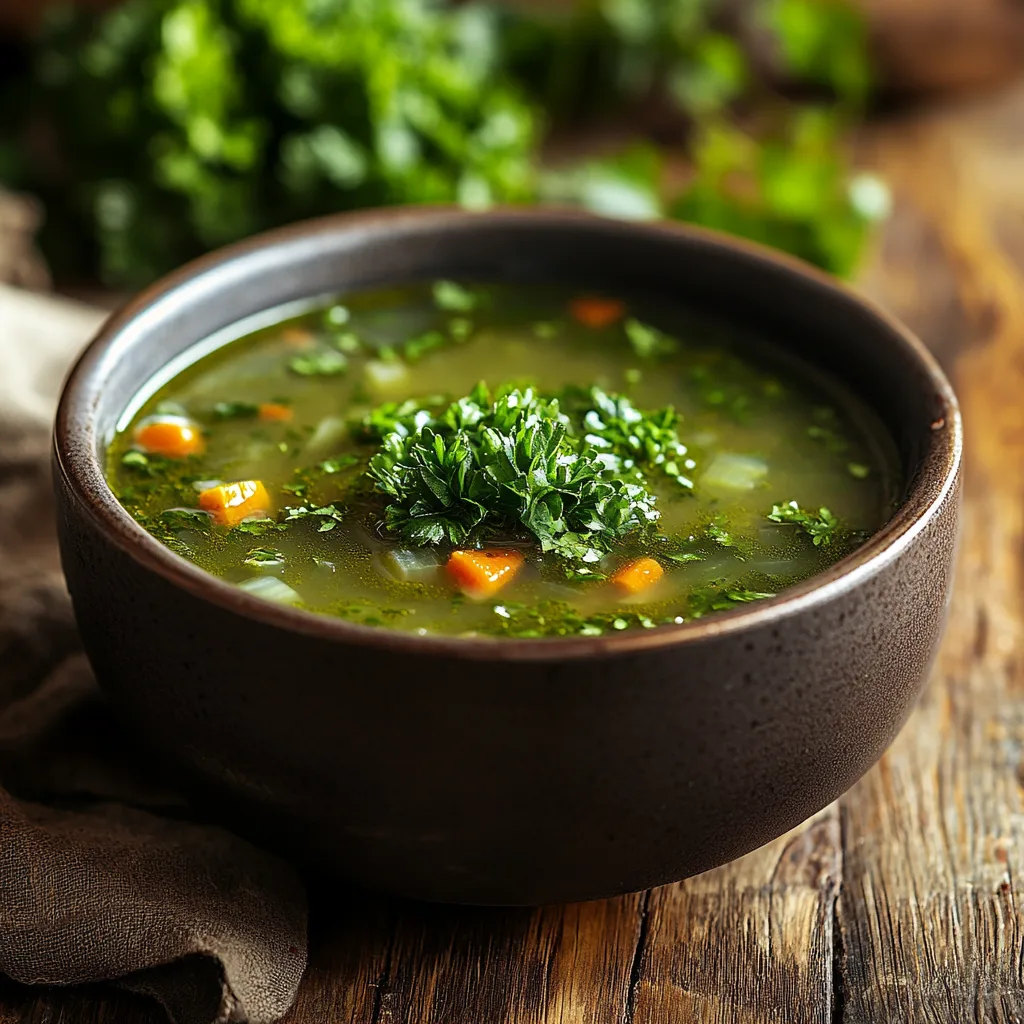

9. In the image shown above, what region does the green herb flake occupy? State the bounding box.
[768,501,840,546]
[847,462,870,479]
[235,517,288,537]
[403,330,447,362]
[160,508,212,531]
[432,280,480,312]
[532,321,560,339]
[625,318,679,360]
[213,401,259,420]
[333,332,362,354]
[666,551,704,564]
[807,424,848,453]
[243,547,285,567]
[288,350,348,377]
[284,503,346,532]
[447,317,472,341]
[324,304,350,327]
[319,455,360,474]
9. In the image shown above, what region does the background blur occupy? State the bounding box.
[1,0,1023,296]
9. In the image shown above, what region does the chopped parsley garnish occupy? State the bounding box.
[367,383,660,561]
[235,517,288,537]
[847,462,870,479]
[284,503,347,532]
[580,387,693,488]
[319,455,360,474]
[160,508,211,531]
[768,501,840,546]
[243,547,285,567]
[432,280,481,312]
[688,582,776,618]
[213,401,259,420]
[403,330,447,362]
[625,318,679,360]
[288,350,348,376]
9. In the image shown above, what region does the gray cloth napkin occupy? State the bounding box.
[0,283,308,1024]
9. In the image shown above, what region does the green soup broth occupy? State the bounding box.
[107,281,901,638]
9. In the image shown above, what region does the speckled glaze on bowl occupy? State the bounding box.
[53,208,961,905]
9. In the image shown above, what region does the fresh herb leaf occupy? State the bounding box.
[243,547,285,567]
[332,332,362,354]
[403,330,447,362]
[288,350,348,376]
[448,317,473,340]
[688,581,776,617]
[319,455,360,474]
[847,461,870,479]
[160,508,212,531]
[432,280,480,312]
[121,450,173,476]
[625,318,679,360]
[579,387,694,488]
[666,551,704,564]
[367,385,660,560]
[358,397,446,440]
[235,517,288,536]
[284,503,347,532]
[807,424,848,452]
[768,500,840,545]
[706,522,736,547]
[324,304,350,327]
[213,401,259,420]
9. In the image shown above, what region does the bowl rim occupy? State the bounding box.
[54,205,962,662]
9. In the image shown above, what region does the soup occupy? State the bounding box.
[107,281,900,638]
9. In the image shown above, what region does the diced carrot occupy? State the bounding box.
[569,296,626,329]
[198,480,272,527]
[281,326,315,348]
[258,402,294,423]
[447,549,525,600]
[610,557,664,595]
[134,418,204,459]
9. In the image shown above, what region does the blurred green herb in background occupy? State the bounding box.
[0,0,888,287]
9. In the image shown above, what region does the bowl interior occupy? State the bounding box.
[57,208,960,653]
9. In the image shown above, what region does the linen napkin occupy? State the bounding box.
[0,281,308,1024]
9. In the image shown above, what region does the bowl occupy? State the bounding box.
[53,208,961,905]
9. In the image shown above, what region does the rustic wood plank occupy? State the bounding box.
[838,86,1024,1023]
[629,809,840,1024]
[283,891,644,1024]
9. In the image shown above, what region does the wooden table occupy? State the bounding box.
[5,84,1024,1024]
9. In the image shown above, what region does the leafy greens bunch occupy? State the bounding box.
[0,0,883,286]
[3,0,534,285]
[366,383,689,563]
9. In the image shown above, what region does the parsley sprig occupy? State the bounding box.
[768,501,840,545]
[367,384,661,561]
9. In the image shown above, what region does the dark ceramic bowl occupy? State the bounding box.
[54,208,961,905]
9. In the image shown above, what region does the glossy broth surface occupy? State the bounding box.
[108,282,900,637]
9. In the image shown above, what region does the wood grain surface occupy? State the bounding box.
[4,83,1024,1024]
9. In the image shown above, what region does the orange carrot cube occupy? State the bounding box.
[569,296,626,329]
[447,549,525,600]
[258,402,294,423]
[198,480,272,527]
[610,557,664,595]
[133,418,204,459]
[281,326,315,348]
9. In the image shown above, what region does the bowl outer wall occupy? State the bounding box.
[52,208,962,904]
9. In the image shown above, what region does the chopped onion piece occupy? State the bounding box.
[379,548,446,583]
[364,359,410,395]
[304,416,348,454]
[237,576,301,605]
[701,453,768,492]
